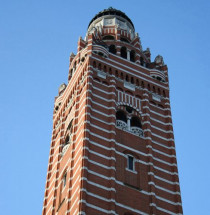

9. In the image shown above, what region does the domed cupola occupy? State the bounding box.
[87,7,136,41]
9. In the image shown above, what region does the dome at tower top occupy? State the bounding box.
[88,7,134,30]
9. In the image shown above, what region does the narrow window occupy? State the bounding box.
[116,110,127,123]
[63,172,67,187]
[109,45,116,54]
[128,155,134,171]
[130,50,135,62]
[93,61,96,68]
[121,46,127,59]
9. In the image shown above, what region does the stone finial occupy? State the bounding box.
[155,55,164,65]
[58,83,66,95]
[70,52,75,57]
[115,24,120,29]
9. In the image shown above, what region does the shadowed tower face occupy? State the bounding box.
[42,7,183,215]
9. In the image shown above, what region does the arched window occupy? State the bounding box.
[62,120,73,156]
[163,90,166,97]
[116,110,127,130]
[64,135,70,145]
[103,35,115,40]
[130,116,143,137]
[116,110,127,123]
[98,63,101,70]
[121,46,127,59]
[109,45,116,54]
[131,77,134,84]
[67,120,73,133]
[130,116,142,128]
[109,67,112,75]
[59,171,67,206]
[120,37,129,43]
[140,57,145,66]
[126,75,129,82]
[62,135,70,156]
[130,50,135,62]
[93,61,96,68]
[121,72,124,80]
[63,172,67,187]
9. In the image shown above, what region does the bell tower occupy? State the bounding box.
[42,7,183,215]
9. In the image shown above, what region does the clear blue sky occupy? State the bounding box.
[0,0,209,214]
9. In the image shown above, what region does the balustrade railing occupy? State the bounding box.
[130,126,143,137]
[116,120,128,130]
[62,135,73,156]
[116,121,143,137]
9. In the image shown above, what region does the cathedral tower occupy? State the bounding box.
[42,8,183,215]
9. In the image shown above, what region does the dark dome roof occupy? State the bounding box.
[88,7,134,29]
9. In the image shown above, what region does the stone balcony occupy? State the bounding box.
[116,120,143,137]
[62,135,73,156]
[130,126,143,137]
[92,44,109,58]
[150,69,166,82]
[116,120,128,130]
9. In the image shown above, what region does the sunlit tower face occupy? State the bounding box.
[42,7,183,215]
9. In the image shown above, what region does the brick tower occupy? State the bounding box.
[42,8,183,215]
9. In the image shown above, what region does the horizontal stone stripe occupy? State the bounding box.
[148,172,179,185]
[91,108,115,118]
[91,83,115,95]
[84,147,116,161]
[150,203,182,215]
[85,157,115,170]
[148,182,180,195]
[91,99,116,110]
[80,200,116,214]
[151,124,174,134]
[147,145,176,157]
[81,177,116,192]
[91,92,115,102]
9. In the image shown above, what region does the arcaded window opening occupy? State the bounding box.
[109,44,116,54]
[116,110,127,123]
[130,50,135,62]
[103,35,115,40]
[93,61,96,68]
[130,116,142,128]
[126,75,129,82]
[121,46,127,59]
[140,57,145,66]
[120,37,129,43]
[64,135,70,145]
